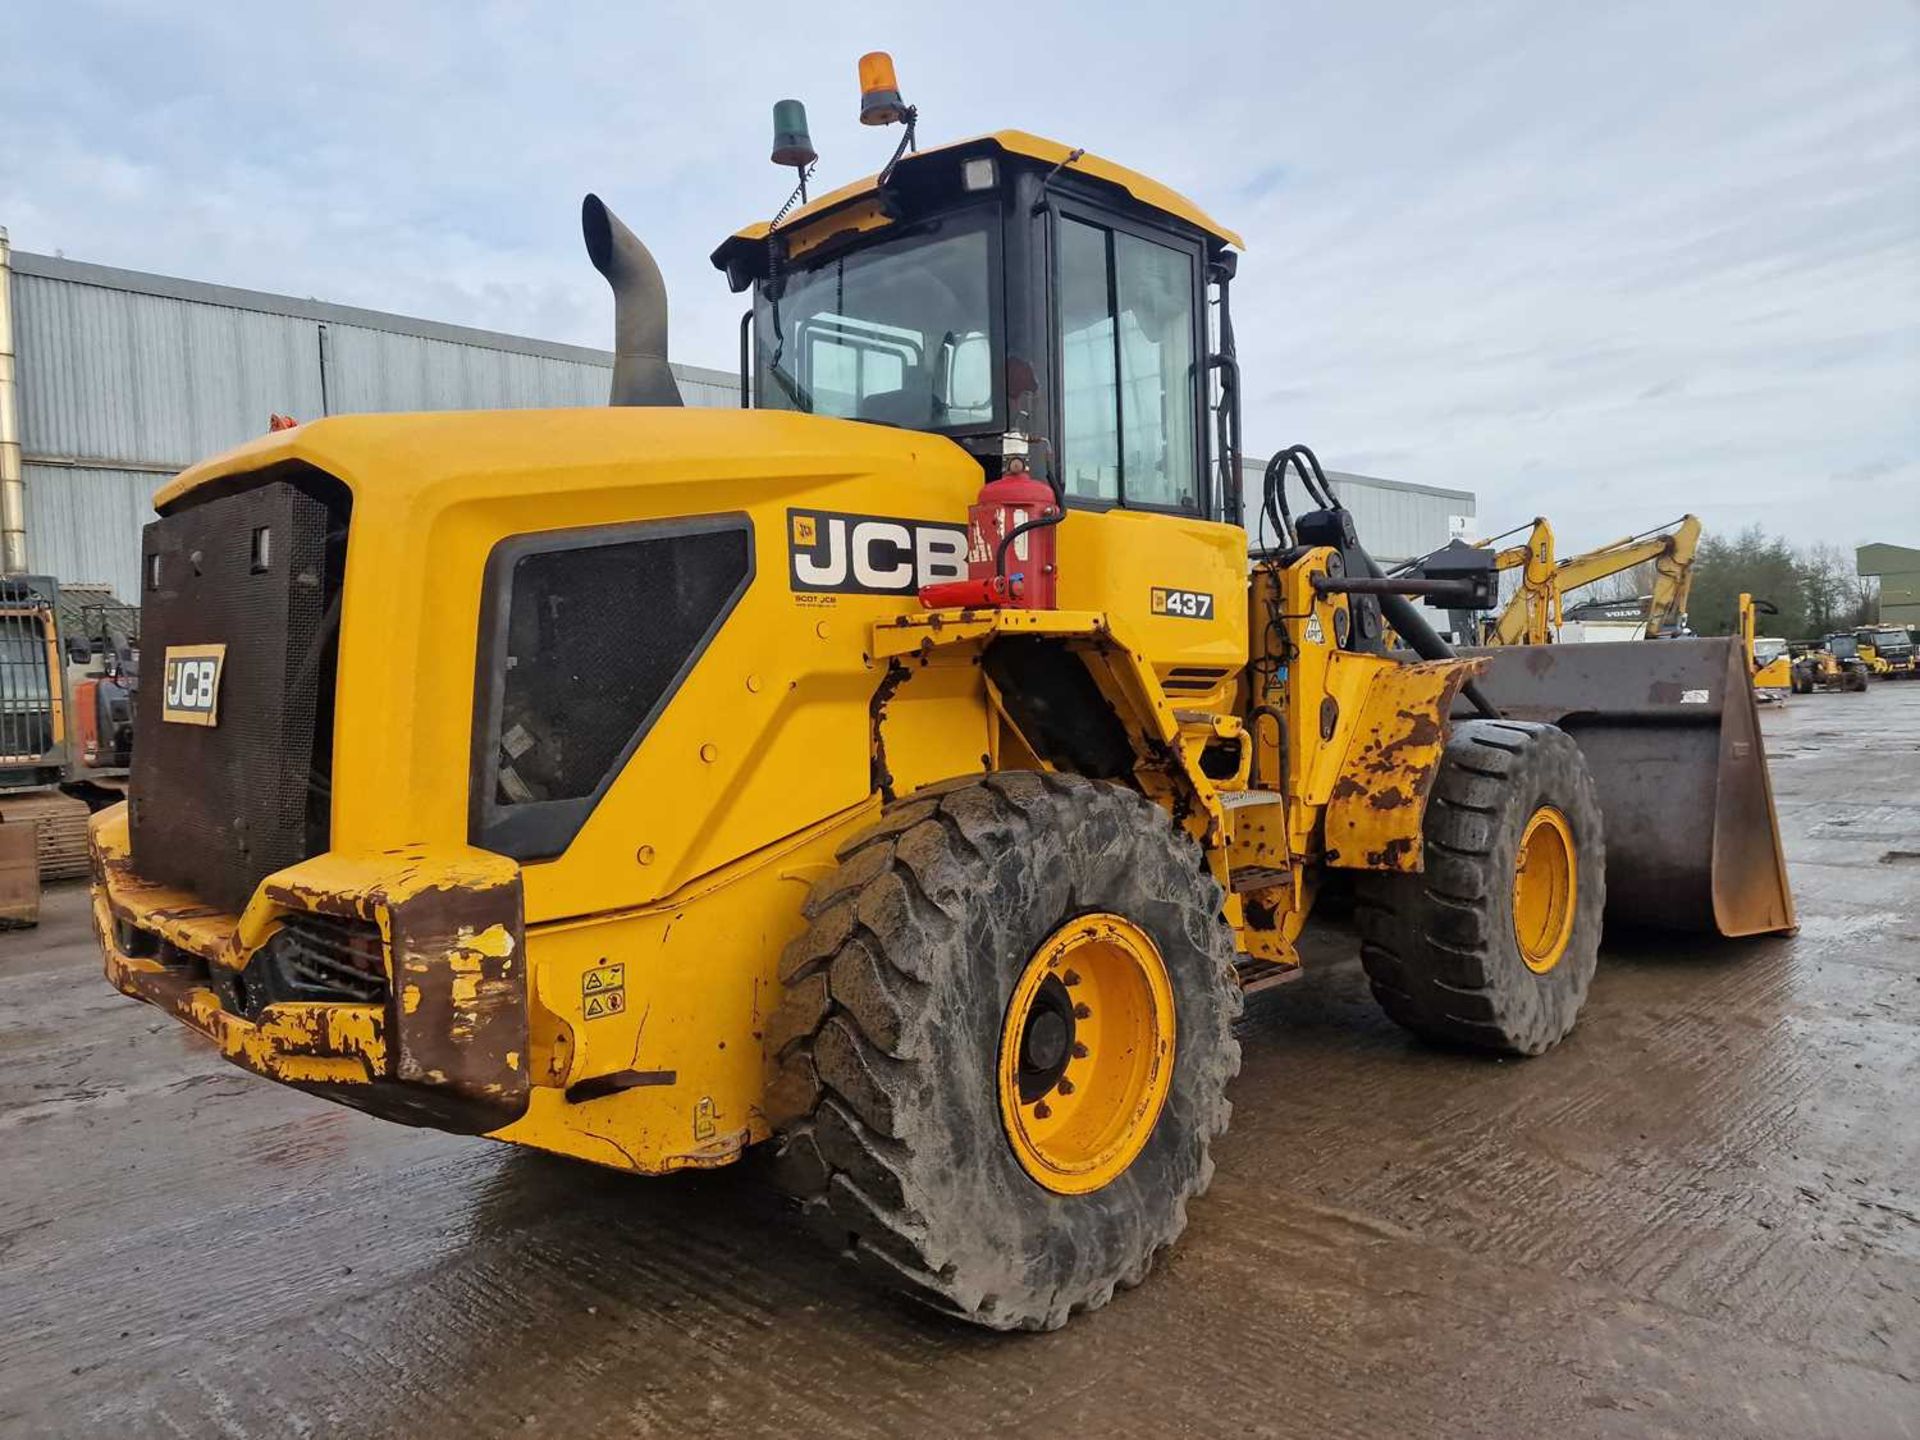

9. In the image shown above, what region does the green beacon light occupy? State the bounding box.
[770,99,817,169]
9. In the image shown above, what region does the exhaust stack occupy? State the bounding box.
[581,194,682,407]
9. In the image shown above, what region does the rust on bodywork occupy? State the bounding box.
[385,875,528,1126]
[1324,658,1484,874]
[90,805,528,1133]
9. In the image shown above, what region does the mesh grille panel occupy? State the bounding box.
[129,474,348,913]
[473,517,753,860]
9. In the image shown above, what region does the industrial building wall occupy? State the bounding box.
[1238,457,1475,565]
[1859,543,1920,628]
[6,251,739,602]
[6,245,1476,598]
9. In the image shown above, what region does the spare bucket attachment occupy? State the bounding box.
[1463,637,1795,938]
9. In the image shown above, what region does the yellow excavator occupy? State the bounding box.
[1473,515,1702,645]
[86,55,1796,1330]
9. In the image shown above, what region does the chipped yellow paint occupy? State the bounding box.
[441,942,485,1010]
[462,922,516,958]
[97,891,385,1086]
[401,983,422,1015]
[1324,657,1484,873]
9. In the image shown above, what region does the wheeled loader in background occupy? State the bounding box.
[1739,595,1792,702]
[88,56,1796,1330]
[1794,638,1870,693]
[1851,626,1917,678]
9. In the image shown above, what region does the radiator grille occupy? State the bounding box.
[128,471,349,913]
[239,915,388,1013]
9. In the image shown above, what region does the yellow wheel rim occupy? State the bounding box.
[1513,806,1576,975]
[998,913,1176,1196]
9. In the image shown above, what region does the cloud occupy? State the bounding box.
[3,0,1915,552]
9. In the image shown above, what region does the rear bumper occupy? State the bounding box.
[90,804,530,1134]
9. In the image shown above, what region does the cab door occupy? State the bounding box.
[1047,204,1245,703]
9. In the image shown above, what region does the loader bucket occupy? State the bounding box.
[1460,637,1795,937]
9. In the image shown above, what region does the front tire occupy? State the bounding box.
[1355,719,1605,1056]
[764,772,1241,1331]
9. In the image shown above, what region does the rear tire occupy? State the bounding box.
[765,772,1241,1331]
[1355,719,1605,1056]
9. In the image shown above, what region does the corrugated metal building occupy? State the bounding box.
[0,234,1473,597]
[1239,457,1475,565]
[0,241,737,602]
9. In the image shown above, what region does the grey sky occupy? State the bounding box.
[5,1,1915,552]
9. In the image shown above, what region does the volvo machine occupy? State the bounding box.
[89,58,1795,1330]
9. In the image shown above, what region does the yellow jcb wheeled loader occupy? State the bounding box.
[1793,640,1869,693]
[89,66,1796,1330]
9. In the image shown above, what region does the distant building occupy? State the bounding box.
[1239,457,1475,566]
[0,237,736,602]
[0,234,1477,599]
[1858,543,1920,628]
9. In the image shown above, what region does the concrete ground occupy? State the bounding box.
[2,686,1916,1440]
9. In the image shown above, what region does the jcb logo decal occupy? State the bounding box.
[161,644,226,726]
[788,508,968,596]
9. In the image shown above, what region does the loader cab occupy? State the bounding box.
[712,131,1246,526]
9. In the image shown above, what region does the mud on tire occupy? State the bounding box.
[764,772,1241,1331]
[1355,719,1605,1057]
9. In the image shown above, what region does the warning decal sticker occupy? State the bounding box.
[582,961,627,1020]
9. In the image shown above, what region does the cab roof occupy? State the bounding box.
[714,129,1243,261]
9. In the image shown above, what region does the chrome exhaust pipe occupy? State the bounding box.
[581,194,682,407]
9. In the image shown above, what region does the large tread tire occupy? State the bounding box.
[1355,719,1605,1057]
[765,772,1241,1331]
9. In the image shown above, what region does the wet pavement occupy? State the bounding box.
[2,685,1916,1439]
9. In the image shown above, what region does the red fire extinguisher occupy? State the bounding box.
[918,464,1061,610]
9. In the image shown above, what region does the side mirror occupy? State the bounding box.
[942,332,993,419]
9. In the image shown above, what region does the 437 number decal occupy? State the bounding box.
[1150,586,1215,620]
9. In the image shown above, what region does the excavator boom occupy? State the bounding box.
[1486,514,1701,644]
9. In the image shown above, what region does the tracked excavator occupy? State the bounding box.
[89,55,1795,1330]
[1410,514,1701,645]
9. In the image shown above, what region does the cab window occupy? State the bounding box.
[755,210,999,432]
[1057,215,1200,511]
